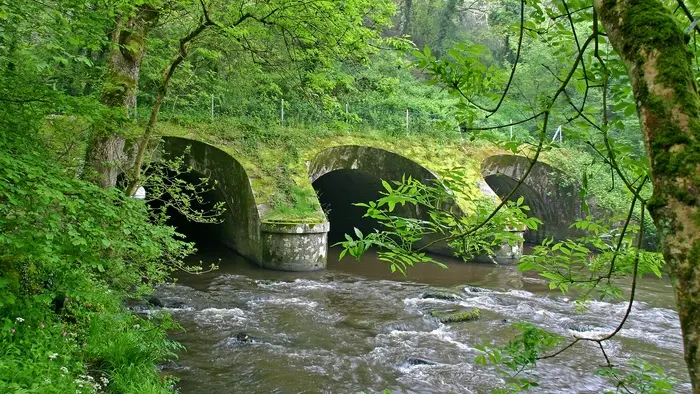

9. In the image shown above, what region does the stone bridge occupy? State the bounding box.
[481,154,590,244]
[158,137,590,272]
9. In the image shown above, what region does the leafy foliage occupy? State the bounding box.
[475,323,563,393]
[0,132,200,391]
[596,359,678,394]
[339,168,541,274]
[519,215,664,300]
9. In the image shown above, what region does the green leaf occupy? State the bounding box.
[354,227,363,239]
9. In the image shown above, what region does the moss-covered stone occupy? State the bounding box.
[431,308,480,323]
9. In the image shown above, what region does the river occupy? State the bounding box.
[150,243,691,393]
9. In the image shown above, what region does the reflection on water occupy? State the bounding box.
[150,244,689,393]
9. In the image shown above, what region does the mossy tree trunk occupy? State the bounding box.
[124,16,216,197]
[85,6,158,188]
[595,0,700,389]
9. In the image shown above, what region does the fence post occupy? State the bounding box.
[281,98,285,126]
[509,119,513,138]
[405,109,409,136]
[171,96,177,115]
[552,125,562,143]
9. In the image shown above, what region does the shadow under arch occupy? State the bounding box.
[309,145,452,252]
[145,166,229,246]
[159,136,262,262]
[480,154,586,244]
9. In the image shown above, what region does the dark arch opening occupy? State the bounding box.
[483,173,549,245]
[143,169,229,247]
[312,169,384,244]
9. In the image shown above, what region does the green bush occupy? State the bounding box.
[0,136,191,393]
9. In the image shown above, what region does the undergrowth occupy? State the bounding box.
[0,134,192,393]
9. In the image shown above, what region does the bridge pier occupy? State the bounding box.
[260,222,330,271]
[492,230,525,262]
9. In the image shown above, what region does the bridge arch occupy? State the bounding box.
[160,136,263,262]
[308,145,457,254]
[480,154,586,244]
[160,137,330,272]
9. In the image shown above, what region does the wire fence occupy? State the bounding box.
[136,94,564,141]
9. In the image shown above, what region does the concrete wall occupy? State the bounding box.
[260,222,330,271]
[160,140,568,270]
[309,145,438,184]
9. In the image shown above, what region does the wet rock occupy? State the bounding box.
[160,300,188,309]
[464,286,489,293]
[431,308,481,323]
[406,357,437,366]
[124,298,150,311]
[378,318,439,334]
[127,296,189,310]
[233,332,253,343]
[566,323,594,332]
[147,296,165,308]
[336,318,374,331]
[421,292,461,301]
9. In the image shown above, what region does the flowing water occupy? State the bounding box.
[150,244,690,393]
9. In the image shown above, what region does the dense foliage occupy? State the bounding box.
[0,132,194,392]
[2,0,698,392]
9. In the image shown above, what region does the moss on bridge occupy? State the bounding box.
[153,120,646,241]
[156,121,504,223]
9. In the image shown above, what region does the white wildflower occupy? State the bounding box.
[15,317,24,323]
[48,352,58,361]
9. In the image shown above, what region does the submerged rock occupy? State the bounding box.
[421,292,461,301]
[406,357,437,366]
[431,308,481,323]
[566,323,594,332]
[232,332,253,344]
[147,296,165,308]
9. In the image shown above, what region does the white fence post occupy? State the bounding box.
[281,98,285,126]
[509,119,513,138]
[405,109,409,136]
[552,125,563,143]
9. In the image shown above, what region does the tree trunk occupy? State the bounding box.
[595,0,700,390]
[125,16,216,197]
[84,6,158,188]
[402,0,413,36]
